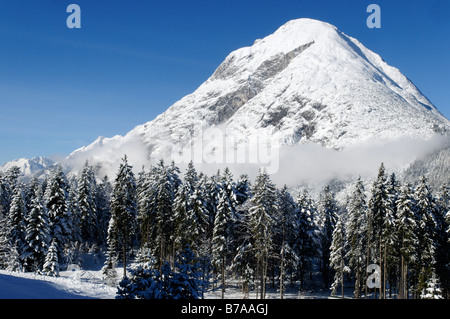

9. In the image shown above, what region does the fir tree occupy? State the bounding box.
[395,182,419,299]
[170,246,206,299]
[136,167,153,246]
[248,169,277,299]
[116,246,205,299]
[276,185,299,298]
[67,176,82,245]
[108,155,137,278]
[414,175,438,297]
[8,183,28,269]
[368,163,390,263]
[0,166,21,218]
[330,213,348,298]
[318,185,338,289]
[218,168,240,252]
[42,239,59,277]
[212,188,234,298]
[1,166,21,214]
[77,161,98,245]
[22,183,50,272]
[102,219,119,286]
[434,184,449,298]
[295,189,320,290]
[144,160,180,266]
[44,166,74,262]
[420,273,443,299]
[231,199,255,298]
[95,176,112,246]
[345,177,368,298]
[384,172,400,298]
[173,162,208,253]
[235,174,251,205]
[0,175,9,218]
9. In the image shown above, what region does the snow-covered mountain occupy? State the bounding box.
[5,18,450,184]
[0,156,55,178]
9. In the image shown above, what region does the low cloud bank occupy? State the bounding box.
[63,131,449,189]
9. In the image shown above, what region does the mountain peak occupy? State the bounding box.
[15,18,450,180]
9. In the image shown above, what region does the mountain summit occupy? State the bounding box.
[11,19,450,179]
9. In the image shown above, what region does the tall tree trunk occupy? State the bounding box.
[221,256,225,299]
[379,235,382,299]
[280,247,285,299]
[123,232,127,278]
[383,243,386,299]
[404,262,408,299]
[355,263,360,299]
[260,255,267,299]
[400,255,404,299]
[341,259,344,299]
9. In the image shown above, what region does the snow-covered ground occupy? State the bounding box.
[0,251,334,299]
[0,269,116,299]
[0,265,338,299]
[0,268,332,299]
[0,251,117,299]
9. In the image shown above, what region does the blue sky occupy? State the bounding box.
[0,0,448,165]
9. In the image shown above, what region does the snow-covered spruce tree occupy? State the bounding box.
[0,216,22,271]
[345,177,368,298]
[211,168,240,265]
[317,185,338,289]
[248,169,278,299]
[375,172,399,298]
[95,175,112,246]
[218,168,240,250]
[22,182,50,272]
[276,185,300,299]
[212,187,234,298]
[420,273,443,299]
[414,175,438,297]
[139,160,180,267]
[0,166,21,217]
[173,161,208,253]
[77,161,98,245]
[230,174,252,267]
[0,166,21,218]
[116,245,205,299]
[42,239,59,277]
[67,176,82,246]
[0,214,11,269]
[0,171,16,269]
[8,183,28,270]
[395,182,419,299]
[201,172,221,233]
[116,261,161,299]
[367,163,390,264]
[367,163,396,298]
[231,198,256,297]
[235,174,251,206]
[108,155,137,278]
[115,243,158,299]
[295,189,320,290]
[102,218,119,286]
[136,166,153,246]
[330,213,349,298]
[44,165,74,264]
[173,182,190,249]
[434,184,449,299]
[170,245,206,299]
[0,175,10,219]
[384,172,400,297]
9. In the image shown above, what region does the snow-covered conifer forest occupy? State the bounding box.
[0,157,448,300]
